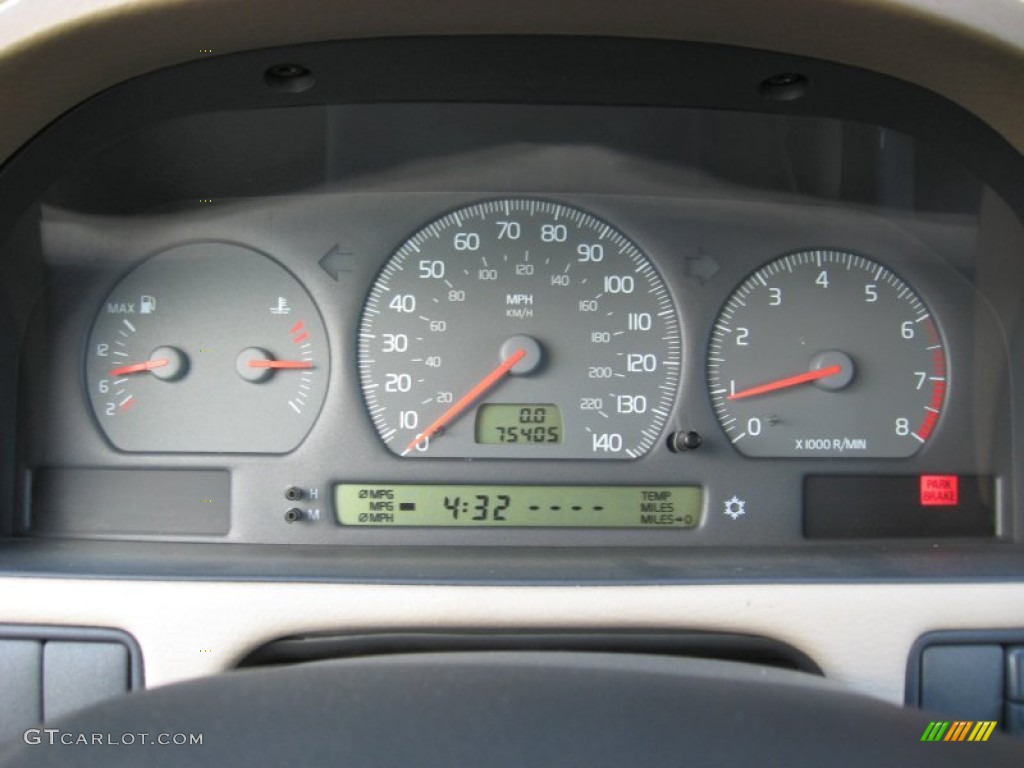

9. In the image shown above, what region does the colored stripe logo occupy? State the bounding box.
[921,721,997,742]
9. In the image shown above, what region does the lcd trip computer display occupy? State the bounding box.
[336,485,702,528]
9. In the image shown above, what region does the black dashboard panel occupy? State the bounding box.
[1,38,1022,577]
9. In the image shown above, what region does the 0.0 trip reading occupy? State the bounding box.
[476,404,562,445]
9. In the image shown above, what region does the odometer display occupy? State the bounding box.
[708,250,948,458]
[359,199,682,459]
[475,404,562,445]
[336,484,701,528]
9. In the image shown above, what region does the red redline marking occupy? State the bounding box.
[912,325,946,442]
[292,332,309,344]
[918,411,938,440]
[919,377,946,439]
[120,397,135,411]
[290,320,305,334]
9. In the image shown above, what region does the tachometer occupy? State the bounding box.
[707,249,947,458]
[359,199,682,459]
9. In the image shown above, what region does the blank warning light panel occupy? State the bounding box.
[920,475,959,506]
[803,475,995,539]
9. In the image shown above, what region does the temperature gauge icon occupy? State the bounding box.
[86,242,329,453]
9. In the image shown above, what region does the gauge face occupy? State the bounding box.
[708,250,947,458]
[87,242,328,453]
[359,199,682,459]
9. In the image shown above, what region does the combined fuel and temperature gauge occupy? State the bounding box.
[86,242,328,453]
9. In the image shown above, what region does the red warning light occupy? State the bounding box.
[920,475,959,506]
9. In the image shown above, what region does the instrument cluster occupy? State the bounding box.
[8,98,1017,546]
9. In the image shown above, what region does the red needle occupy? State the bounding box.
[108,359,168,377]
[403,347,527,456]
[727,364,843,401]
[247,360,313,369]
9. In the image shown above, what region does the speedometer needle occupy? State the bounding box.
[727,364,842,401]
[108,359,169,377]
[402,347,527,456]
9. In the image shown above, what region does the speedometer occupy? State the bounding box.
[358,199,682,459]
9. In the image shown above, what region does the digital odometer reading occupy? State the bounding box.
[336,485,701,528]
[475,404,562,444]
[358,198,682,459]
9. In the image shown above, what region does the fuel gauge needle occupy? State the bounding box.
[108,359,169,377]
[727,364,842,401]
[403,347,526,456]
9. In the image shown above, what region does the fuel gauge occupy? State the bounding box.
[86,242,328,453]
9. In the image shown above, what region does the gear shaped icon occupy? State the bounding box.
[723,496,746,520]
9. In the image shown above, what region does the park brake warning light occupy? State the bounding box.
[920,475,959,506]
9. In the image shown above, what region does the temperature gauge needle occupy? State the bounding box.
[108,359,169,377]
[727,364,842,401]
[247,360,313,370]
[403,347,527,456]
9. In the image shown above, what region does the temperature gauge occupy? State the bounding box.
[86,242,328,453]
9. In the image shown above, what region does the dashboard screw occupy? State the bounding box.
[264,63,315,93]
[758,73,809,102]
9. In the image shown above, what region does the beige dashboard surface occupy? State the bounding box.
[2,578,1024,703]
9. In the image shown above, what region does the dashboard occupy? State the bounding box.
[1,2,1024,763]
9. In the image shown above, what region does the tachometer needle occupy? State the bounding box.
[108,359,169,377]
[403,347,527,456]
[246,360,314,370]
[727,364,842,401]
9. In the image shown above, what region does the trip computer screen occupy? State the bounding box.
[336,485,702,528]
